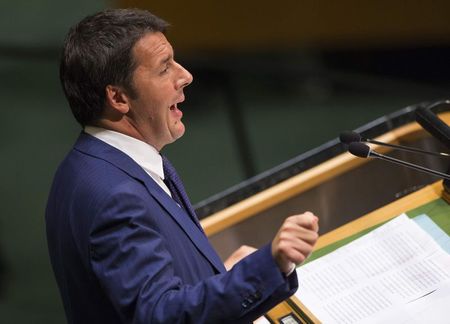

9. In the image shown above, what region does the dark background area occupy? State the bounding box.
[0,0,449,322]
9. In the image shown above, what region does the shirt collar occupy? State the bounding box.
[84,126,165,180]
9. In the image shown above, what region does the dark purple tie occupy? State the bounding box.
[162,155,204,232]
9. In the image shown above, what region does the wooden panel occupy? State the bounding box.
[315,180,443,249]
[117,0,450,52]
[200,112,450,236]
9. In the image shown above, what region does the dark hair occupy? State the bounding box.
[60,8,169,126]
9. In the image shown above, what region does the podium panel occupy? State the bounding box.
[201,111,450,260]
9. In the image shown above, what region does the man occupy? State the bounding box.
[46,8,319,323]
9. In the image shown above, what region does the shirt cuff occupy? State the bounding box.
[284,262,296,276]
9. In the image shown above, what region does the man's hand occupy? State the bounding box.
[224,245,257,271]
[271,212,319,274]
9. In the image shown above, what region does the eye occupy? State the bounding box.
[160,63,170,75]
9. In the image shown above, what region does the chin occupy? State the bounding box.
[171,126,185,141]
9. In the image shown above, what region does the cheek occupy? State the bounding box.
[138,97,163,120]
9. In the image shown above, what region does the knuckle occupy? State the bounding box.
[278,242,290,254]
[281,223,293,233]
[312,232,319,241]
[279,233,288,241]
[294,253,305,263]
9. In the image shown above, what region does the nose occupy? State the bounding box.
[175,62,193,90]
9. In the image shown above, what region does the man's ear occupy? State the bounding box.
[105,85,130,114]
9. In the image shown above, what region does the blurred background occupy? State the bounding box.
[0,0,449,322]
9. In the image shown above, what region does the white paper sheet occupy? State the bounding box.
[294,214,450,323]
[361,280,450,324]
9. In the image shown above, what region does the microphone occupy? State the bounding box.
[340,131,450,158]
[348,142,450,180]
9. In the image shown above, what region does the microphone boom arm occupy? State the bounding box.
[367,139,450,157]
[370,151,450,180]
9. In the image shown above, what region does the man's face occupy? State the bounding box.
[125,32,193,151]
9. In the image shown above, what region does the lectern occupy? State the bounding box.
[197,100,450,323]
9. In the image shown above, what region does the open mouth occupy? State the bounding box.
[169,103,183,118]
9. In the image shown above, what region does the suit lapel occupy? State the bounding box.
[75,133,226,273]
[143,179,226,273]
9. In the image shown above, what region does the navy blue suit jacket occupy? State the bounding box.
[46,133,298,323]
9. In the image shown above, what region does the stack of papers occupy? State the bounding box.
[295,214,450,323]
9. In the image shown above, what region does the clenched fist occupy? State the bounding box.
[271,212,319,274]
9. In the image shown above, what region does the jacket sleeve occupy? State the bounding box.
[88,181,298,324]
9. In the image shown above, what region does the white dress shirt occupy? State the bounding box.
[84,126,172,197]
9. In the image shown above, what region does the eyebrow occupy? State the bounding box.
[159,54,172,66]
